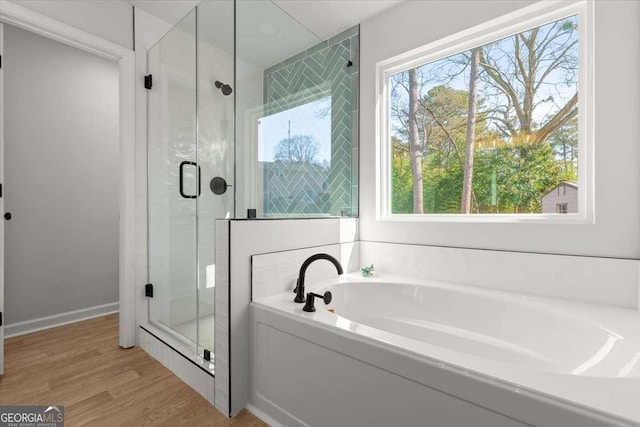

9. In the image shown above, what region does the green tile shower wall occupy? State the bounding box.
[263,26,359,216]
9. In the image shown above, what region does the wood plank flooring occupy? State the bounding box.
[0,314,268,426]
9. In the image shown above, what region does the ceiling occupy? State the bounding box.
[236,1,322,69]
[130,0,404,40]
[130,0,405,69]
[272,0,405,40]
[129,0,199,27]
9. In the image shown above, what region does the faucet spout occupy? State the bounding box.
[294,253,343,303]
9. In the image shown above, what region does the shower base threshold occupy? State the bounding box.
[140,325,216,407]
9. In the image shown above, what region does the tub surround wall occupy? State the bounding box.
[359,242,640,309]
[214,218,358,416]
[250,241,640,310]
[252,242,359,300]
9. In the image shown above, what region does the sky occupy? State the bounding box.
[258,96,332,164]
[390,14,579,141]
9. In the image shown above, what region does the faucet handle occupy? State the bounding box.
[293,277,300,293]
[314,291,332,305]
[302,291,332,312]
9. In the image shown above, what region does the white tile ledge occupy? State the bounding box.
[359,241,639,309]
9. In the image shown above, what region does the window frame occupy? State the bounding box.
[375,0,593,224]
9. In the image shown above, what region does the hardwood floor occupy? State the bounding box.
[0,314,268,426]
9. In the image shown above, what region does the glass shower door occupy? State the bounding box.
[147,3,234,362]
[147,9,199,351]
[196,0,235,358]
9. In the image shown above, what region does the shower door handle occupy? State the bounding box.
[179,161,201,199]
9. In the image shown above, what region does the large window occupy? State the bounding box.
[380,6,588,220]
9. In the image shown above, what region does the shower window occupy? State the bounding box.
[258,96,332,215]
[235,0,359,218]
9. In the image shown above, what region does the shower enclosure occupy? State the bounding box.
[146,2,234,364]
[145,0,358,385]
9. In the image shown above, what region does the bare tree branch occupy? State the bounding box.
[479,50,527,129]
[534,39,579,91]
[533,93,578,144]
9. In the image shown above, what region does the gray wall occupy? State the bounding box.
[4,25,120,324]
[11,0,134,50]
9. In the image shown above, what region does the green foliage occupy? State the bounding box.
[473,143,563,213]
[422,149,463,213]
[393,139,567,214]
[391,138,414,213]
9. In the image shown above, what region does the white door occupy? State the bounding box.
[0,22,6,376]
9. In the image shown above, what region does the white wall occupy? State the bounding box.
[359,241,638,308]
[10,0,133,50]
[3,24,120,325]
[359,0,640,259]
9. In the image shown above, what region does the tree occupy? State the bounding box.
[408,68,424,213]
[420,85,485,213]
[478,17,578,145]
[391,137,414,213]
[549,117,578,180]
[274,134,319,164]
[502,143,563,212]
[461,48,480,213]
[391,82,487,214]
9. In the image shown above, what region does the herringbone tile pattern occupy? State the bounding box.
[263,27,359,216]
[263,162,329,214]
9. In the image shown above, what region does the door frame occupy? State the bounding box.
[0,22,5,375]
[0,1,137,348]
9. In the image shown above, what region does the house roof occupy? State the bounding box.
[542,181,578,198]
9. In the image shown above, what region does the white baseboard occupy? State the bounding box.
[4,302,119,338]
[245,403,286,427]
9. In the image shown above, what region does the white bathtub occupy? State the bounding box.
[250,273,640,427]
